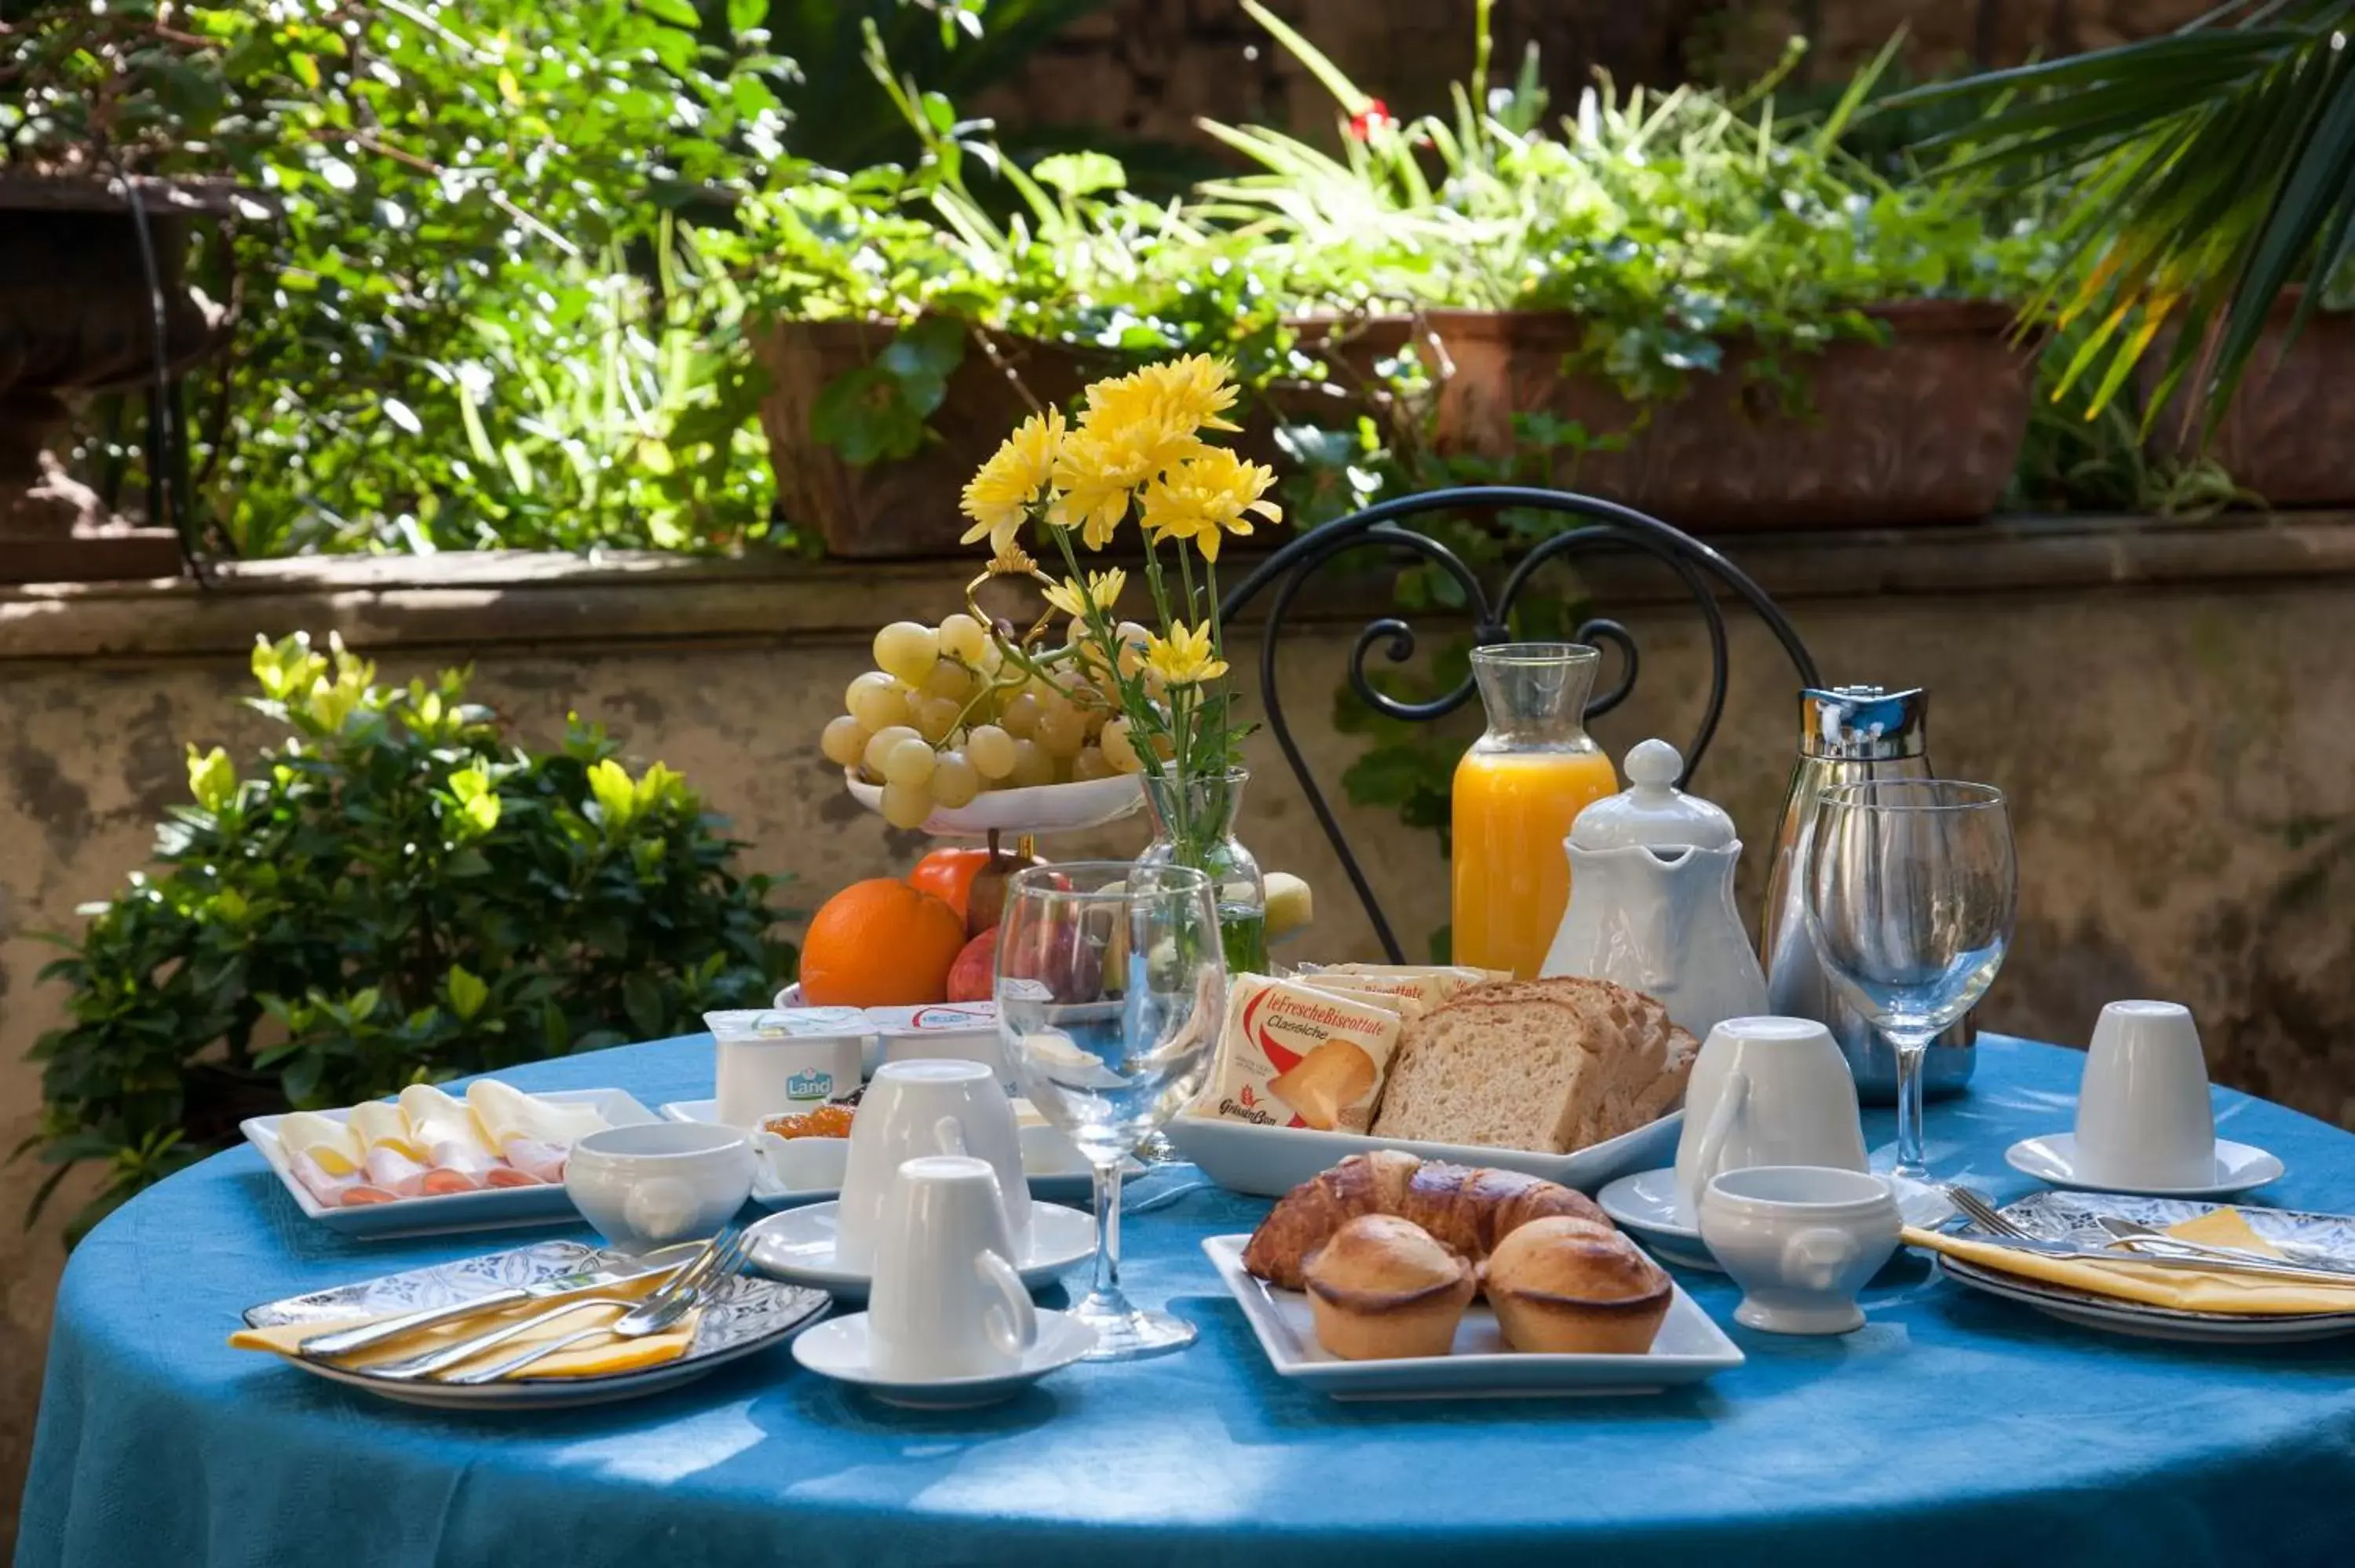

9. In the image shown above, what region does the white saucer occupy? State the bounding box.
[792,1309,1096,1407]
[1599,1165,1958,1272]
[1595,1168,1717,1270]
[2005,1132,2285,1198]
[745,1200,1097,1300]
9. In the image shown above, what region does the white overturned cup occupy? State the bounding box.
[866,1154,1039,1381]
[834,1059,1029,1273]
[2074,1000,2216,1190]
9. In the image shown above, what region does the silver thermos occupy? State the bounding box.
[1758,685,1975,1103]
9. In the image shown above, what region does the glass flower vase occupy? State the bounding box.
[1137,768,1267,978]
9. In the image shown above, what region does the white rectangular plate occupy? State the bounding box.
[657,1099,1137,1206]
[1202,1234,1742,1399]
[1165,1107,1682,1199]
[239,1088,658,1240]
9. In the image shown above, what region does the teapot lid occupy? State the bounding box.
[1569,739,1737,851]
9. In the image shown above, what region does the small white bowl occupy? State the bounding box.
[1698,1165,1900,1336]
[566,1121,756,1253]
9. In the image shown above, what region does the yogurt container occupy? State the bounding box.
[867,1002,1010,1092]
[703,1008,867,1129]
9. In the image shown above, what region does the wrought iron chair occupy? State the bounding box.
[1218,486,1822,964]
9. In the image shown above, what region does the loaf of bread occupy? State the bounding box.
[1482,1215,1672,1355]
[1242,1150,1608,1290]
[1369,977,1697,1154]
[1302,1214,1477,1360]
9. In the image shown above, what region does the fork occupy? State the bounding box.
[2093,1215,2355,1275]
[363,1229,743,1382]
[1944,1186,2032,1237]
[1941,1188,2355,1287]
[443,1230,750,1385]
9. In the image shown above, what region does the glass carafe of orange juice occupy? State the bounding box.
[1451,644,1617,978]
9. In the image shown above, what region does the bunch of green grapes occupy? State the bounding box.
[820,616,1151,829]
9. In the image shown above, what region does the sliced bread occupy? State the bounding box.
[1368,977,1696,1154]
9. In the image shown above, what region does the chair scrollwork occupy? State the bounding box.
[1218,487,1821,964]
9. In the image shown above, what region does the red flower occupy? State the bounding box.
[1346,99,1394,140]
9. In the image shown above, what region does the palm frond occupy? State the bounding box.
[1884,1,2355,434]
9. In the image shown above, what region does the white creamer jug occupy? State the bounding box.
[1539,738,1767,1041]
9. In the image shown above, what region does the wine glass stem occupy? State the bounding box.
[1086,1154,1125,1308]
[1890,1032,1933,1178]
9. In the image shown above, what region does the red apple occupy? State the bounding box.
[946,928,999,1004]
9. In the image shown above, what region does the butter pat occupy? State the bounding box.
[1199,973,1403,1132]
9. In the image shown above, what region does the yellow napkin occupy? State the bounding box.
[1905,1207,2355,1317]
[232,1267,700,1380]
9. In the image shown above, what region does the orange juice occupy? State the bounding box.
[1451,748,1619,979]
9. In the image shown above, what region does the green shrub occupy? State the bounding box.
[23,633,793,1240]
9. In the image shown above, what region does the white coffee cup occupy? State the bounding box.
[714,1031,863,1129]
[879,1023,1012,1094]
[1675,1016,1869,1219]
[835,1059,1030,1272]
[1699,1165,1900,1335]
[866,1154,1039,1380]
[566,1122,756,1253]
[2073,999,2216,1189]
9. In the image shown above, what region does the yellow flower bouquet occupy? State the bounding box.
[818,354,1277,837]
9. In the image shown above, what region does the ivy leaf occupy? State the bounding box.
[586,759,637,830]
[185,745,238,811]
[810,367,927,465]
[446,965,489,1022]
[622,972,666,1041]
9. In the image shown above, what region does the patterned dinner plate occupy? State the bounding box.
[1932,1189,2355,1344]
[243,1239,832,1409]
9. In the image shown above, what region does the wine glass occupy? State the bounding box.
[995,860,1225,1360]
[1802,780,2017,1180]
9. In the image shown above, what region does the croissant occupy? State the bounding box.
[1242,1151,1611,1290]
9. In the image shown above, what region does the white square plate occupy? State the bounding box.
[1165,1108,1682,1199]
[239,1088,658,1240]
[1201,1234,1742,1398]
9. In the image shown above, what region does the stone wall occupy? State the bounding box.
[9,514,2355,1535]
[972,0,2221,151]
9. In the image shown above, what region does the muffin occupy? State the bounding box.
[1302,1215,1477,1360]
[1482,1216,1672,1355]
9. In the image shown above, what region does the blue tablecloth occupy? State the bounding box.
[18,1034,2355,1568]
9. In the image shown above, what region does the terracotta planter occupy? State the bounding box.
[2144,290,2355,506]
[752,315,1411,559]
[1427,301,2036,530]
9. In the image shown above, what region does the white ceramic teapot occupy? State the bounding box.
[1539,738,1768,1041]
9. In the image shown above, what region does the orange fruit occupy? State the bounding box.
[799,878,968,1008]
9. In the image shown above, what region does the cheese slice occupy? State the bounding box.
[275,1111,365,1177]
[398,1085,495,1162]
[466,1081,609,1151]
[1267,1039,1379,1131]
[347,1101,423,1161]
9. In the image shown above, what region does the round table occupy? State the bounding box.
[19,1034,2355,1568]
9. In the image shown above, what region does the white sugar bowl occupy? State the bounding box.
[1698,1165,1900,1335]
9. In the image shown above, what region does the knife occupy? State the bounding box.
[296,1242,703,1359]
[1937,1231,2355,1290]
